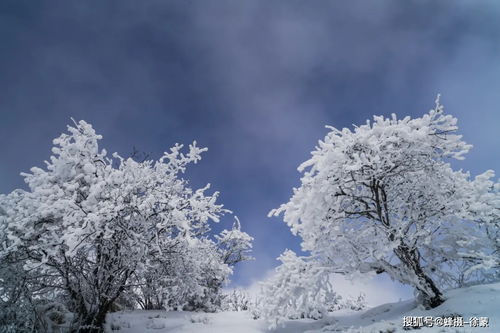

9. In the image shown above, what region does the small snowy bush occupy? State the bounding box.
[221,289,251,311]
[257,250,340,328]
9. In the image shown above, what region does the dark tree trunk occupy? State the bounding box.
[395,244,444,309]
[416,272,444,309]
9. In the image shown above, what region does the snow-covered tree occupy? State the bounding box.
[270,96,499,309]
[0,120,252,332]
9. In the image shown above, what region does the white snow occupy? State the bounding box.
[106,281,500,332]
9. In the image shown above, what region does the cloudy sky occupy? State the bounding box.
[1,1,499,301]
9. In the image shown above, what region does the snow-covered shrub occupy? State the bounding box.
[325,293,366,312]
[270,96,500,310]
[257,250,340,328]
[128,218,251,312]
[0,120,252,332]
[221,289,251,311]
[342,293,367,311]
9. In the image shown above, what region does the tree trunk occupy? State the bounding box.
[395,244,444,309]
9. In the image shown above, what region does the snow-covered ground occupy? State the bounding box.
[106,281,500,333]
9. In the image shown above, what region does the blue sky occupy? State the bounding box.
[1,1,499,296]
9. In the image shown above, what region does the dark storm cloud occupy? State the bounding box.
[1,0,499,287]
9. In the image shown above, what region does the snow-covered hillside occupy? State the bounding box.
[105,281,500,332]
